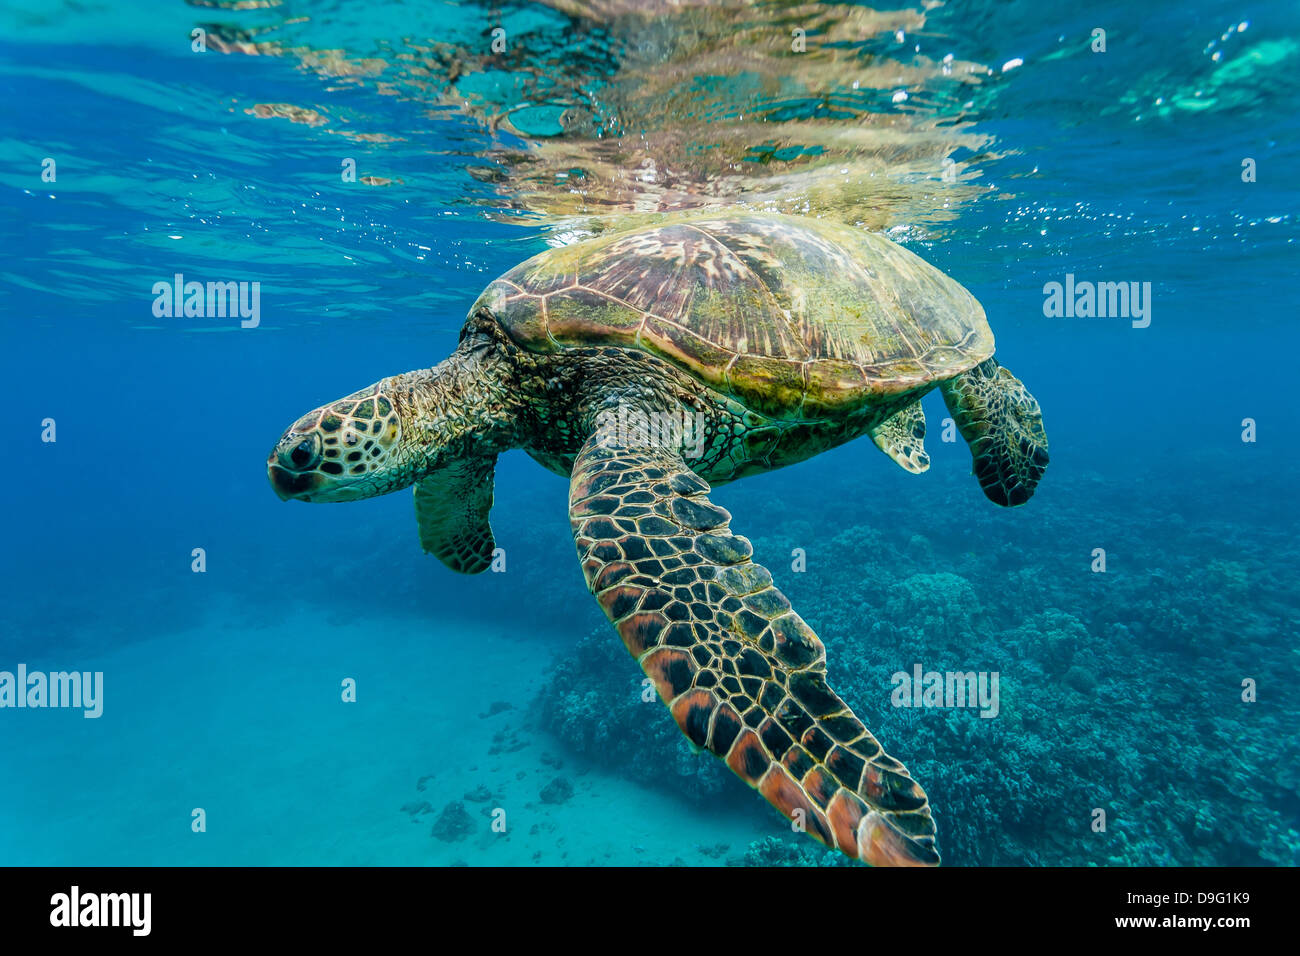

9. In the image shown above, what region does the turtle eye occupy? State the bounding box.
[290,438,319,469]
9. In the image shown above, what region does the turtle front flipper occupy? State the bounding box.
[568,423,939,866]
[869,402,929,474]
[940,357,1049,506]
[414,454,497,573]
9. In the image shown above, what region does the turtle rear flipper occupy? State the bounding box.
[940,358,1049,506]
[869,402,929,474]
[415,455,497,573]
[568,421,939,866]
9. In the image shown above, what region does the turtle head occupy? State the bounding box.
[269,344,518,505]
[268,385,412,503]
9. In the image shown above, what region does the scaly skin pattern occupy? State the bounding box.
[414,454,499,573]
[939,358,1050,506]
[569,422,940,866]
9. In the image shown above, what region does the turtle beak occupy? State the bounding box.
[269,430,326,501]
[268,461,321,501]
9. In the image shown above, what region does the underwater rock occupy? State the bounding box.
[1204,559,1249,595]
[885,571,981,641]
[488,728,528,755]
[463,785,493,803]
[540,777,575,804]
[905,532,934,562]
[430,801,475,842]
[399,800,433,819]
[1062,664,1098,695]
[1011,609,1090,672]
[479,700,514,719]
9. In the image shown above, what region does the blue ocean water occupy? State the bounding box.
[1,0,1297,866]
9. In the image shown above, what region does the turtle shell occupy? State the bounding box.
[470,212,994,418]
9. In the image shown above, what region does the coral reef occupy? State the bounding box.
[539,777,575,804]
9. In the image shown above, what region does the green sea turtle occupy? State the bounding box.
[267,212,1048,866]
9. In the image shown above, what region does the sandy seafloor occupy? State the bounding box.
[0,602,780,866]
